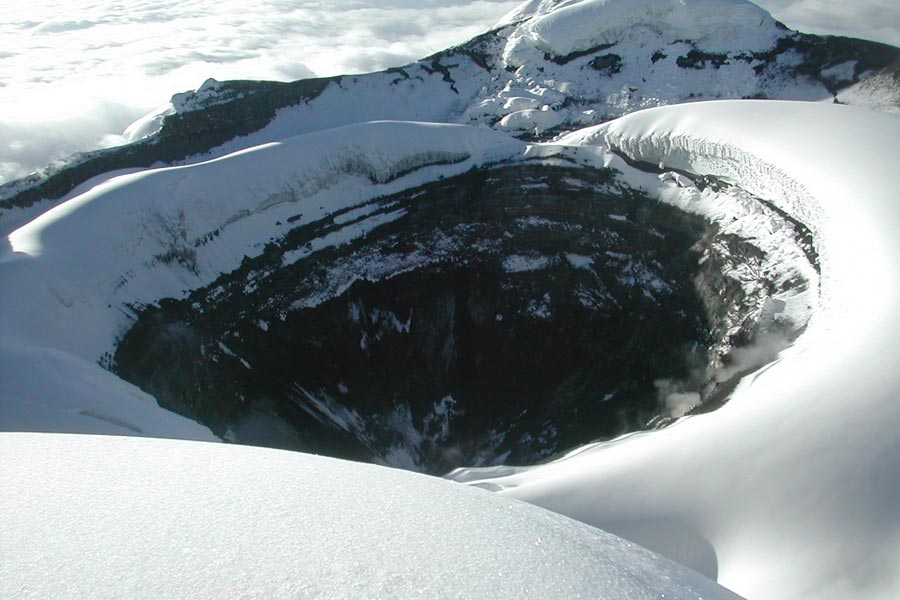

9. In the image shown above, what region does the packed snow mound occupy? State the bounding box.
[453,100,900,600]
[502,0,780,63]
[0,339,217,440]
[0,432,742,600]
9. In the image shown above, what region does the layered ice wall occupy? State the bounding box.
[0,123,523,437]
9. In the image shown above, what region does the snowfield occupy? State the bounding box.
[500,0,781,58]
[0,432,742,600]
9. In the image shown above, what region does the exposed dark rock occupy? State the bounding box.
[589,54,624,75]
[427,26,507,72]
[752,34,900,92]
[114,164,808,474]
[545,42,617,65]
[676,49,733,70]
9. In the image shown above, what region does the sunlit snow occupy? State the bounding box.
[1,432,743,600]
[1,0,897,184]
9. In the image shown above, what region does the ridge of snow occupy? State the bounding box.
[1,432,743,600]
[452,100,900,600]
[502,0,780,64]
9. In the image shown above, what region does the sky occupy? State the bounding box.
[1,0,898,185]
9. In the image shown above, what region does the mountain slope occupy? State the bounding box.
[1,0,897,214]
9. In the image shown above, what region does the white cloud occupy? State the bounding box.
[1,0,896,185]
[0,0,521,184]
[755,0,900,47]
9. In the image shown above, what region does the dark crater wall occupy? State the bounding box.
[114,164,795,473]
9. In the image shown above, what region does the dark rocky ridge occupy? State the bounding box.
[113,163,811,473]
[0,77,338,211]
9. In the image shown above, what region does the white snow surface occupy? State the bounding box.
[452,101,900,600]
[503,0,780,57]
[0,432,742,600]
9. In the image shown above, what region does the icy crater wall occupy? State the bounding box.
[111,161,815,473]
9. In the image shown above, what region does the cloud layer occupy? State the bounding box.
[0,0,521,184]
[1,0,897,185]
[755,0,900,48]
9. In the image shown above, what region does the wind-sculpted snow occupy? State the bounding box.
[452,101,900,600]
[1,432,743,600]
[563,109,821,236]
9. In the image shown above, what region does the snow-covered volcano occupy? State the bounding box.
[2,1,899,599]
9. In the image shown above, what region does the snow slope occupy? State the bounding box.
[3,80,898,600]
[0,432,743,600]
[501,0,780,57]
[451,101,900,600]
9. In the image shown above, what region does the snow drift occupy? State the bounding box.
[0,432,742,600]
